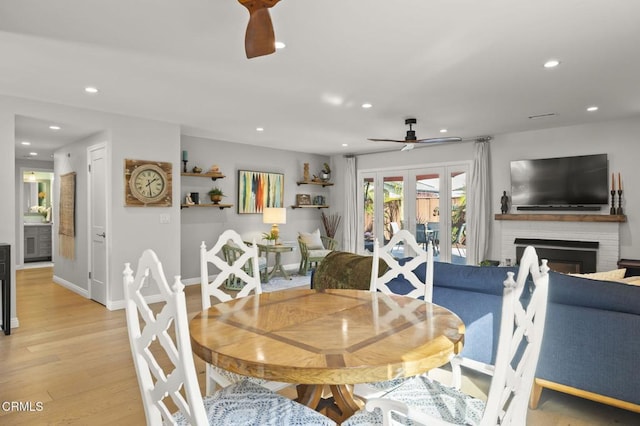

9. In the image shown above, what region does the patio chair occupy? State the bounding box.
[344,246,550,426]
[123,249,335,426]
[427,222,440,255]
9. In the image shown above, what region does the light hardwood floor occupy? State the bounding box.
[1,267,639,425]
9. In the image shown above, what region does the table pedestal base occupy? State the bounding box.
[296,384,362,423]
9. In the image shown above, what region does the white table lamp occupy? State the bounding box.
[263,207,286,244]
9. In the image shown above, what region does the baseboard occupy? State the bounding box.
[53,275,89,298]
[530,378,640,413]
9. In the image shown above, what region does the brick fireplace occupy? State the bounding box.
[497,214,624,272]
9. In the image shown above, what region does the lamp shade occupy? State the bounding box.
[263,207,286,224]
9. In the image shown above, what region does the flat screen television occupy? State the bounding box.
[510,154,609,207]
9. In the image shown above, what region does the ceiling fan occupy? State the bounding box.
[238,0,281,59]
[368,118,462,151]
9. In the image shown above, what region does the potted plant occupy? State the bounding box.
[320,162,331,182]
[208,187,225,204]
[262,231,277,245]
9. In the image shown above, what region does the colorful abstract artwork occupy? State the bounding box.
[237,170,284,214]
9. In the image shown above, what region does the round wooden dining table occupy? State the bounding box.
[189,288,465,423]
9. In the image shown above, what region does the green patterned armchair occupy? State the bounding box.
[297,230,338,275]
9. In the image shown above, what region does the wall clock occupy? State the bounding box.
[124,159,172,206]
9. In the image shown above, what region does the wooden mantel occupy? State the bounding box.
[495,214,626,223]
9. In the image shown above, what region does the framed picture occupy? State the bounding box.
[296,194,312,206]
[237,170,284,214]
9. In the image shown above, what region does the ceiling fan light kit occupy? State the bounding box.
[238,0,280,59]
[368,118,462,150]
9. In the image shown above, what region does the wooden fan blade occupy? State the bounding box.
[239,0,280,58]
[416,137,463,144]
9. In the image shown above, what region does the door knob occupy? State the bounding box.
[97,232,106,238]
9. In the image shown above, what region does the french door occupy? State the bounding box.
[359,163,470,264]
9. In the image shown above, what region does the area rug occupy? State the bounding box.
[261,270,311,293]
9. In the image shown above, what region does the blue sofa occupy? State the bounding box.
[313,254,640,413]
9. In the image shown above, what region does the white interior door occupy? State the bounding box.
[89,144,108,305]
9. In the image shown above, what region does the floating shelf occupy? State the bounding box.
[181,203,233,210]
[181,172,226,181]
[296,180,334,187]
[291,205,329,209]
[495,214,626,223]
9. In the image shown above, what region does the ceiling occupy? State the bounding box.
[3,0,640,160]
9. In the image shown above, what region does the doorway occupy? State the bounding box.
[19,168,55,268]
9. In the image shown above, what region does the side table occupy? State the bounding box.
[257,243,294,282]
[0,243,10,335]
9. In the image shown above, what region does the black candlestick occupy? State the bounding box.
[610,190,616,215]
[616,189,624,215]
[182,160,188,173]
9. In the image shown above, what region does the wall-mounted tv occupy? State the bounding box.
[510,154,609,207]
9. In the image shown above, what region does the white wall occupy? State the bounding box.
[0,95,181,317]
[333,116,640,263]
[179,135,331,280]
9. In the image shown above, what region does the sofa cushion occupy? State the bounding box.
[570,268,626,281]
[433,262,517,296]
[299,229,324,249]
[547,271,640,315]
[311,251,387,290]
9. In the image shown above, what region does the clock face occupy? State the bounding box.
[131,166,166,201]
[125,160,172,206]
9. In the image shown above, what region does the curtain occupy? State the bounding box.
[468,139,490,265]
[343,155,358,253]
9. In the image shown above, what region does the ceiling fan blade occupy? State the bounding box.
[239,0,280,58]
[401,144,415,152]
[415,136,463,144]
[367,138,407,143]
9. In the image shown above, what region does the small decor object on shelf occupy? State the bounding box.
[185,193,195,205]
[191,166,202,174]
[208,164,220,173]
[303,163,310,182]
[313,195,325,205]
[320,162,331,182]
[617,172,624,215]
[296,194,312,206]
[182,150,188,173]
[501,190,509,214]
[208,187,225,204]
[190,192,199,205]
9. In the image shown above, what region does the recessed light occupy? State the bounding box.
[544,59,560,68]
[361,103,373,109]
[439,129,448,133]
[256,127,264,132]
[29,152,38,156]
[275,41,286,49]
[342,143,348,147]
[587,106,599,112]
[21,141,31,145]
[49,125,61,130]
[84,86,99,94]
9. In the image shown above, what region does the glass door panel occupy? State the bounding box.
[451,170,467,264]
[415,173,441,260]
[363,176,375,253]
[383,175,404,247]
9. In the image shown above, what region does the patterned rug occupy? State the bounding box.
[261,270,311,293]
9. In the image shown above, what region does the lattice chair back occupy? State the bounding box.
[123,249,207,426]
[200,229,262,310]
[481,245,549,424]
[369,230,434,302]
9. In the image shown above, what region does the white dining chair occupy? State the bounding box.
[344,246,549,426]
[353,232,434,401]
[123,249,335,426]
[200,229,290,395]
